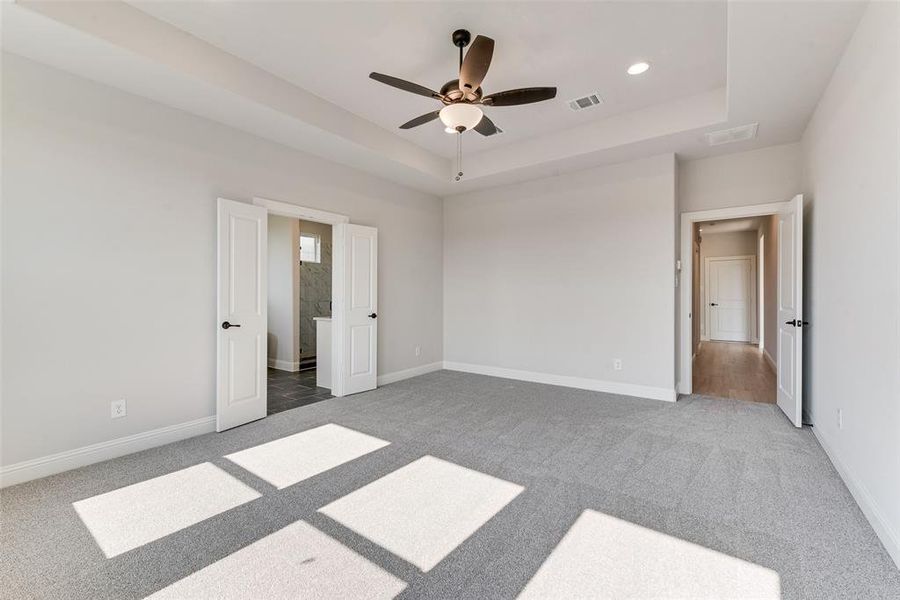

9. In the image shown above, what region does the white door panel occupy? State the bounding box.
[340,224,377,395]
[217,198,267,432]
[776,195,804,427]
[708,257,753,342]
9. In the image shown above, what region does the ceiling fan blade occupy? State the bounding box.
[369,72,442,99]
[474,114,499,136]
[458,35,494,93]
[399,110,442,129]
[483,87,557,106]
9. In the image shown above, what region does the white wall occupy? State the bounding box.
[800,1,900,567]
[678,143,802,213]
[759,215,778,364]
[698,230,759,340]
[267,215,299,370]
[1,54,443,467]
[443,154,677,400]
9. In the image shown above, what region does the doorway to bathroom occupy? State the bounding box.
[265,216,335,415]
[217,196,379,431]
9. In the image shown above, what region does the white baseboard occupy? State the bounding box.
[813,427,900,569]
[443,361,676,403]
[0,416,216,488]
[268,359,299,372]
[763,349,776,372]
[377,361,443,386]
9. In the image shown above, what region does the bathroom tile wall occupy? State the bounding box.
[299,238,332,358]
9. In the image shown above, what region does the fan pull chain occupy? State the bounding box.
[455,131,463,181]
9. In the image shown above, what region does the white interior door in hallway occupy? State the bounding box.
[706,255,755,342]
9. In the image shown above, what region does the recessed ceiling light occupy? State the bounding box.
[627,61,650,75]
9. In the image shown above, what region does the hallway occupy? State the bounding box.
[692,341,776,404]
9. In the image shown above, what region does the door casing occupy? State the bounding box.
[678,197,804,418]
[252,197,351,398]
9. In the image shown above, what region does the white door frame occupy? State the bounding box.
[704,254,757,343]
[679,201,792,394]
[252,197,350,397]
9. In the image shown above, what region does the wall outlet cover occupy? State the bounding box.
[111,399,127,419]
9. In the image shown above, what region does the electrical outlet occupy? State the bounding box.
[613,358,623,371]
[111,399,127,419]
[415,346,421,357]
[837,408,843,430]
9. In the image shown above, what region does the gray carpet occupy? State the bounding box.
[2,370,898,599]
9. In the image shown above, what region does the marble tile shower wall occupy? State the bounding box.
[299,241,332,358]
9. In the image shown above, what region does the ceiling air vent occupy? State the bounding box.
[568,93,604,112]
[705,123,759,146]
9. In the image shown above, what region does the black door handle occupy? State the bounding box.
[368,313,377,319]
[710,303,718,306]
[222,321,241,329]
[785,319,809,327]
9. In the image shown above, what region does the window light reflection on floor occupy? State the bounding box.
[224,423,390,489]
[517,509,781,599]
[146,520,407,599]
[319,455,524,571]
[73,462,260,558]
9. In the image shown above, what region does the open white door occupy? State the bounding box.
[339,224,377,395]
[776,195,804,427]
[216,198,267,431]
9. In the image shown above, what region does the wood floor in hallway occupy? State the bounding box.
[692,341,776,404]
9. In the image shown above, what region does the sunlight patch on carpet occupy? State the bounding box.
[517,510,781,599]
[73,462,260,558]
[319,455,523,571]
[146,520,406,599]
[224,424,390,490]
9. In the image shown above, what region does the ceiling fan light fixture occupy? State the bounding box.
[439,103,483,132]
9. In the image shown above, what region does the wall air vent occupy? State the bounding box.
[568,93,604,112]
[705,123,759,146]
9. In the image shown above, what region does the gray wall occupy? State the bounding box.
[267,215,300,368]
[443,154,677,394]
[678,143,802,213]
[800,1,900,565]
[759,215,778,364]
[1,54,444,466]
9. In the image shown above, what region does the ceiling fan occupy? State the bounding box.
[369,29,557,137]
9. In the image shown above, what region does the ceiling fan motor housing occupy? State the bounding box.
[440,79,482,103]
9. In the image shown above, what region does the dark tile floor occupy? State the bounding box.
[267,367,333,415]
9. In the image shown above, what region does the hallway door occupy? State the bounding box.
[776,195,805,427]
[707,256,754,342]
